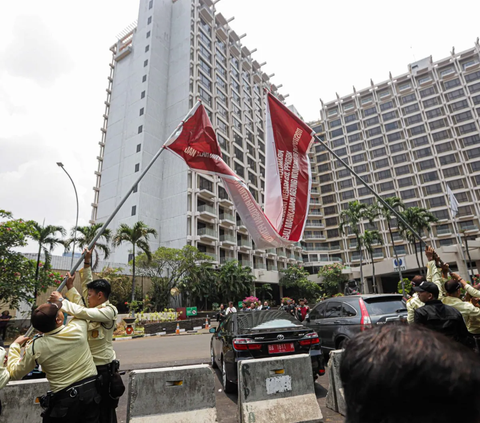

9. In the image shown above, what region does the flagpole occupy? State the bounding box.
[25,105,197,337]
[452,216,471,282]
[311,134,447,272]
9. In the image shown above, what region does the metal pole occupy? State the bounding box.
[25,105,197,336]
[452,217,471,281]
[312,134,451,270]
[57,163,79,269]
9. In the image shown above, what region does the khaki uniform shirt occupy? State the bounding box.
[465,283,480,299]
[426,260,447,300]
[407,293,424,324]
[65,267,117,366]
[7,319,97,392]
[0,347,9,389]
[443,296,480,335]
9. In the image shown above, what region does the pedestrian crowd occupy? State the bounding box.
[0,247,123,423]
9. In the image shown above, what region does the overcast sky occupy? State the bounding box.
[1,0,479,254]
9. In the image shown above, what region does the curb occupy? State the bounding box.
[113,329,211,341]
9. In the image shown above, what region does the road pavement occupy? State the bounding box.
[113,332,344,423]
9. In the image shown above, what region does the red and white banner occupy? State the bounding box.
[164,96,313,249]
[265,93,314,242]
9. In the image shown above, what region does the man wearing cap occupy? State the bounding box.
[7,303,100,422]
[413,281,472,347]
[49,247,120,423]
[406,275,426,324]
[443,276,480,351]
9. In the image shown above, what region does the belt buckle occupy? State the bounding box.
[69,388,78,398]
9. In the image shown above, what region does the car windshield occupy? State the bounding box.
[237,310,302,332]
[363,297,406,315]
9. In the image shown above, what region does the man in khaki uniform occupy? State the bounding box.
[406,276,425,324]
[49,248,120,423]
[7,303,100,422]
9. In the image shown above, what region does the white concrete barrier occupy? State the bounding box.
[127,364,217,422]
[325,349,346,416]
[238,354,323,423]
[0,378,49,422]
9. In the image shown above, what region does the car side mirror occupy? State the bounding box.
[209,328,216,333]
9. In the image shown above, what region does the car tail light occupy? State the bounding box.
[319,368,325,375]
[233,338,262,351]
[359,298,372,331]
[299,332,320,346]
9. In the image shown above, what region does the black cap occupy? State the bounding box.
[413,281,439,297]
[444,279,462,294]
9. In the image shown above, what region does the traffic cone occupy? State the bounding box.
[205,316,209,330]
[176,323,180,334]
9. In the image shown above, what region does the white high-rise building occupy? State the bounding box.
[92,0,306,298]
[306,44,480,292]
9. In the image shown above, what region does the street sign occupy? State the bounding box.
[186,307,197,317]
[393,258,407,272]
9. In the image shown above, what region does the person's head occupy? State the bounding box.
[263,301,268,306]
[299,298,305,306]
[413,281,438,303]
[1,311,8,316]
[228,301,233,308]
[340,325,480,423]
[31,303,64,333]
[445,279,462,298]
[86,279,111,307]
[220,304,225,310]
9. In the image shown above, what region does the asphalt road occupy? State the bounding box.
[114,333,344,423]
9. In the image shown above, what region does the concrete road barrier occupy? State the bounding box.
[325,349,346,416]
[238,354,323,423]
[0,379,49,422]
[127,364,217,422]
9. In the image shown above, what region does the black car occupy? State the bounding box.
[210,310,325,392]
[304,294,407,359]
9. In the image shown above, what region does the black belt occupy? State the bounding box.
[53,376,97,401]
[96,364,110,371]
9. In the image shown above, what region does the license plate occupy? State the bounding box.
[268,343,295,354]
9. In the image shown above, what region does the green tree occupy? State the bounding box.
[399,207,438,273]
[178,260,217,308]
[256,283,273,302]
[340,201,368,292]
[280,264,320,303]
[360,229,383,293]
[67,224,112,269]
[0,211,62,308]
[377,197,405,289]
[136,245,211,311]
[113,221,157,311]
[318,262,347,297]
[217,260,255,304]
[30,221,66,306]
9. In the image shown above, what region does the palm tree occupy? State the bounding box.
[217,260,255,303]
[67,224,112,269]
[30,222,66,306]
[399,207,438,274]
[340,201,368,293]
[377,197,405,288]
[360,230,383,293]
[113,222,157,309]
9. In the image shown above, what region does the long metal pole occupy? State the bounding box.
[58,164,79,268]
[312,134,450,271]
[25,106,195,336]
[452,216,471,281]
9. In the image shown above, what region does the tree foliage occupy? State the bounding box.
[0,211,63,309]
[67,224,112,269]
[318,262,347,297]
[280,264,321,302]
[216,260,255,304]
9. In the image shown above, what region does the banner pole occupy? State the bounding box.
[25,105,197,336]
[311,134,452,274]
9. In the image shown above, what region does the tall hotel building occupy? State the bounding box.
[307,45,480,292]
[92,0,304,297]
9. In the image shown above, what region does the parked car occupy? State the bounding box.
[210,310,325,392]
[304,294,407,359]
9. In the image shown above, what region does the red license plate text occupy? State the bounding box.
[268,343,295,354]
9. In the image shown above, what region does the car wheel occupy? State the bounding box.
[222,358,236,393]
[210,345,218,369]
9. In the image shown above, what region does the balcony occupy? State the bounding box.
[237,219,248,232]
[373,252,384,259]
[197,183,216,200]
[220,234,236,245]
[199,4,214,22]
[460,225,478,232]
[197,204,217,219]
[239,260,251,267]
[267,264,278,271]
[238,238,252,249]
[304,234,326,240]
[276,249,287,257]
[219,211,235,226]
[218,195,233,207]
[436,228,451,236]
[202,251,217,261]
[254,262,266,269]
[220,256,235,264]
[197,227,217,241]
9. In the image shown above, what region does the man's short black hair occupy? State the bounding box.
[31,304,59,333]
[87,279,111,299]
[340,325,480,423]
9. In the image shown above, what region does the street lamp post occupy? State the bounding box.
[57,162,79,268]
